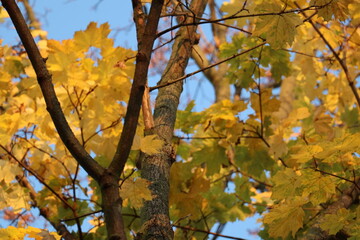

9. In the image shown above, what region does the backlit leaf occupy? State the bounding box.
[253,3,302,48]
[140,135,164,155]
[120,177,153,209]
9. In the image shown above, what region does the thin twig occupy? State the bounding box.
[294,2,360,108]
[173,224,246,240]
[150,42,266,91]
[157,5,329,38]
[314,168,360,190]
[0,144,74,210]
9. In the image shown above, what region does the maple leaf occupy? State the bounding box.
[132,135,164,155]
[0,6,9,20]
[271,168,302,200]
[263,198,306,239]
[320,208,353,235]
[290,144,323,164]
[120,177,153,209]
[170,167,210,220]
[73,22,112,51]
[253,3,303,48]
[310,0,350,21]
[192,139,228,176]
[269,133,288,159]
[301,170,336,205]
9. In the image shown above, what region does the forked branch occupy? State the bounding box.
[109,0,164,176]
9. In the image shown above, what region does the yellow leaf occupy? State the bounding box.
[320,208,352,235]
[254,3,303,48]
[0,226,26,240]
[0,226,60,240]
[27,226,61,240]
[349,2,360,24]
[296,107,310,119]
[74,22,112,50]
[140,135,164,155]
[119,177,153,209]
[0,160,22,183]
[271,168,301,200]
[0,6,9,20]
[30,29,48,39]
[251,89,280,115]
[310,0,350,21]
[301,170,336,205]
[170,167,210,220]
[313,106,334,139]
[291,145,323,164]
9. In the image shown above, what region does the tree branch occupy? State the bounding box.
[1,0,104,181]
[109,0,164,177]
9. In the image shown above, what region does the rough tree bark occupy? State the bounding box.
[139,0,207,239]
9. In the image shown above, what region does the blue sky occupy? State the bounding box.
[0,0,261,239]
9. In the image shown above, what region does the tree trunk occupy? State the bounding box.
[100,171,127,240]
[139,0,207,239]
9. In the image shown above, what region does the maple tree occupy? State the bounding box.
[0,0,359,239]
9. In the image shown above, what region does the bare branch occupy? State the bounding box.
[109,0,164,177]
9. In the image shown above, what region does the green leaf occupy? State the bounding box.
[261,47,291,82]
[263,198,306,239]
[175,100,202,134]
[301,170,336,205]
[271,168,302,200]
[193,140,227,176]
[320,208,353,235]
[235,146,274,178]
